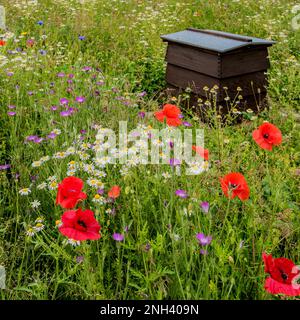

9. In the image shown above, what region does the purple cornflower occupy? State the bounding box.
[47,132,57,139]
[200,201,210,213]
[7,111,16,116]
[39,49,47,55]
[6,72,14,77]
[78,35,85,40]
[60,98,69,105]
[26,135,38,142]
[112,233,124,242]
[196,233,212,246]
[76,256,84,263]
[75,96,85,103]
[137,91,147,97]
[144,243,151,252]
[0,164,10,170]
[82,66,92,72]
[138,111,145,119]
[57,72,65,78]
[182,121,192,127]
[33,137,44,144]
[97,188,105,195]
[169,158,181,167]
[175,189,188,198]
[60,110,72,117]
[37,20,44,25]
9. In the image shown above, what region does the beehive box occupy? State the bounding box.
[161,28,275,114]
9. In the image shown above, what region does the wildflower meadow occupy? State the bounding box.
[0,0,300,301]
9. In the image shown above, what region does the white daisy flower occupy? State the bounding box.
[33,222,45,232]
[19,188,31,196]
[30,200,41,209]
[92,194,105,204]
[32,160,43,167]
[66,239,81,247]
[48,180,58,190]
[26,227,35,237]
[37,182,47,190]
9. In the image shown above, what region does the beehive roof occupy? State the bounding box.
[161,28,275,53]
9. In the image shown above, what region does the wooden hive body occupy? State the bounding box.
[161,28,275,113]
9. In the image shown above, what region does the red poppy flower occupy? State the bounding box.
[252,122,282,151]
[263,252,300,296]
[59,208,101,241]
[108,185,121,199]
[192,145,209,161]
[219,172,250,201]
[0,40,6,46]
[56,176,87,209]
[154,104,182,127]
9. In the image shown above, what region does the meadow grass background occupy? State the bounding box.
[0,0,299,299]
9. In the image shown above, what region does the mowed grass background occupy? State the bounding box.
[0,0,299,299]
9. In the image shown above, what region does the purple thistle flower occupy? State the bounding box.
[175,189,188,198]
[196,233,212,246]
[112,233,124,242]
[0,164,11,170]
[200,201,210,214]
[57,72,65,78]
[76,96,85,103]
[7,111,16,116]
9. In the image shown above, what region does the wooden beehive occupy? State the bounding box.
[161,28,275,115]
